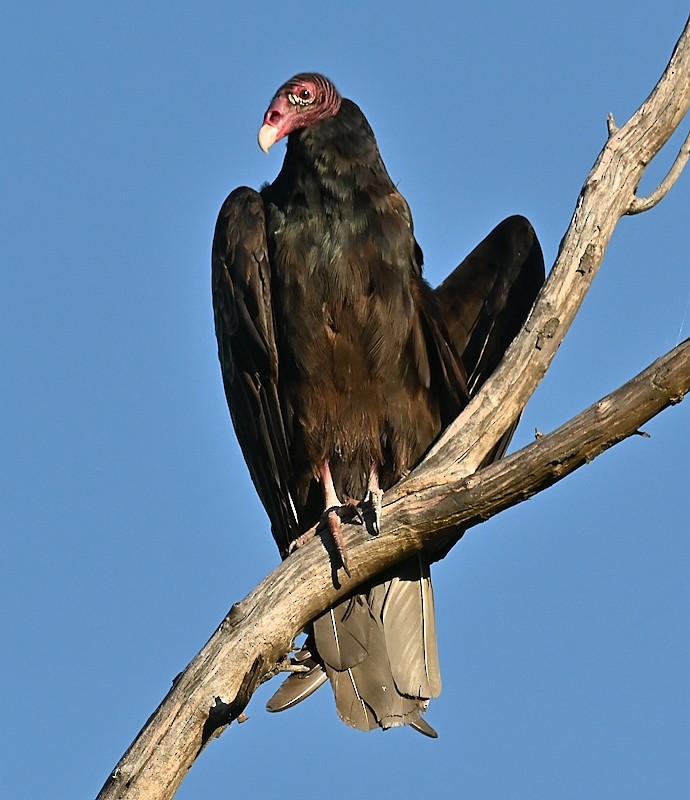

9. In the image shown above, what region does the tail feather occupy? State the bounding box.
[315,555,440,733]
[311,595,371,671]
[378,555,441,698]
[327,598,434,732]
[265,654,328,712]
[267,558,440,735]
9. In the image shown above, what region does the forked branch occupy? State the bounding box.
[628,129,690,213]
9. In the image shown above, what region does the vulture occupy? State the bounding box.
[212,73,544,736]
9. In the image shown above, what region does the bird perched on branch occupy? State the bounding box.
[212,72,544,736]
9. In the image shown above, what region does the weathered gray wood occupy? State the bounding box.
[97,17,690,800]
[395,14,690,492]
[99,339,690,800]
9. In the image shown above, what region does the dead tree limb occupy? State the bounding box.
[396,14,690,493]
[99,340,690,800]
[97,16,690,800]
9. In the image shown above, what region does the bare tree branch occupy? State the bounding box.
[393,339,690,536]
[628,129,690,213]
[99,339,690,800]
[397,15,690,494]
[97,17,690,800]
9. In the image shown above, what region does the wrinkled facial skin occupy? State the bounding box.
[258,73,342,153]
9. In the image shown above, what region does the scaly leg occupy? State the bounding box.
[288,461,359,575]
[361,463,384,535]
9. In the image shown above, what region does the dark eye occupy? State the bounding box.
[287,87,315,107]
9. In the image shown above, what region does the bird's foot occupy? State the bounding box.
[288,502,363,577]
[288,526,318,552]
[359,487,384,535]
[326,506,351,577]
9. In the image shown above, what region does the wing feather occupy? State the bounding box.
[378,555,442,698]
[311,597,372,672]
[212,186,299,554]
[435,215,545,395]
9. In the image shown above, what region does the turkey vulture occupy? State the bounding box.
[212,73,544,736]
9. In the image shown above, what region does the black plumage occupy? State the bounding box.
[212,73,544,734]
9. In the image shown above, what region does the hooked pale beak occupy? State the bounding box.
[258,124,279,154]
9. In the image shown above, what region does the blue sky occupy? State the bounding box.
[2,3,689,799]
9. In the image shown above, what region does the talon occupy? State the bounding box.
[327,509,351,576]
[362,487,384,535]
[343,497,365,525]
[288,525,317,553]
[360,465,384,535]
